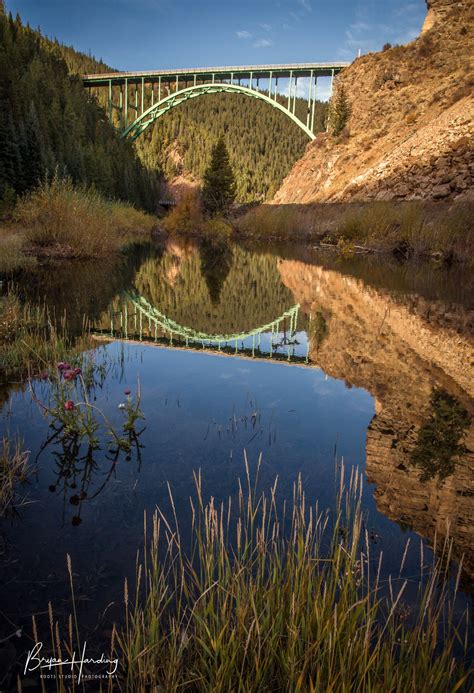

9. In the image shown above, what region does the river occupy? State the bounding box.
[1,237,473,676]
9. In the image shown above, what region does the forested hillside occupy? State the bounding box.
[0,7,159,209]
[134,93,327,202]
[55,40,328,203]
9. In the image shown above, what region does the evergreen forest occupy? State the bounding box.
[0,2,328,208]
[0,7,159,209]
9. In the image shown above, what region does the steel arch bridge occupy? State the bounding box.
[82,62,349,141]
[92,292,308,362]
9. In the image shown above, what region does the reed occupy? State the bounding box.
[109,458,471,691]
[0,436,30,515]
[0,291,92,381]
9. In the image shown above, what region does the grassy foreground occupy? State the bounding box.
[0,177,156,272]
[45,462,472,691]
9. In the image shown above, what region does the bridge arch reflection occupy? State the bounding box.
[93,292,309,363]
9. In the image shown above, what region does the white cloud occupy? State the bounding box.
[236,30,252,39]
[297,0,312,11]
[253,38,273,48]
[260,23,272,31]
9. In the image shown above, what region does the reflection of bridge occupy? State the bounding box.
[82,62,348,141]
[92,292,309,362]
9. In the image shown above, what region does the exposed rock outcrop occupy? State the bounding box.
[274,0,473,204]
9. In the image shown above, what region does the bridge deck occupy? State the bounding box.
[83,62,350,85]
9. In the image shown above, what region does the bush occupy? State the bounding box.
[200,217,233,245]
[161,191,203,236]
[14,175,155,257]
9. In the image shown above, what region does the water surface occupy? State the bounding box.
[1,238,473,667]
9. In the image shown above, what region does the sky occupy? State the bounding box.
[7,0,427,72]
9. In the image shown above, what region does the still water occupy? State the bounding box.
[1,238,473,666]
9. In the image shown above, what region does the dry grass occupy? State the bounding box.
[0,229,35,274]
[0,436,30,515]
[237,200,474,262]
[44,460,473,691]
[0,291,93,381]
[13,176,156,258]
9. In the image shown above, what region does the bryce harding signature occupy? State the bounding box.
[24,642,118,683]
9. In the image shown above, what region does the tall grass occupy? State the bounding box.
[237,201,474,262]
[0,291,92,381]
[13,176,156,258]
[0,436,30,515]
[0,230,35,274]
[99,460,470,691]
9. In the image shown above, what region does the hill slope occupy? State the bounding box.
[273,0,473,204]
[0,10,159,209]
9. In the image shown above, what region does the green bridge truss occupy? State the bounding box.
[82,62,349,141]
[92,293,309,363]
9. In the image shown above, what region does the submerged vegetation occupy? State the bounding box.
[42,463,472,690]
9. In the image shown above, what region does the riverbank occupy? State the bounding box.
[235,199,474,264]
[0,177,157,274]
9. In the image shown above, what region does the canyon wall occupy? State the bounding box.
[274,0,473,204]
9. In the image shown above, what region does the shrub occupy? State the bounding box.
[161,191,203,236]
[14,175,154,257]
[200,217,233,245]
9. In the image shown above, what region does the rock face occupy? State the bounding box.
[278,258,474,577]
[273,0,473,204]
[422,0,466,33]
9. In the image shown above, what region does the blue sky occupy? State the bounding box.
[7,0,426,71]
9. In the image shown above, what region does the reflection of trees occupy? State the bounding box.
[411,388,471,482]
[133,241,297,334]
[309,310,329,350]
[17,244,164,335]
[199,241,234,305]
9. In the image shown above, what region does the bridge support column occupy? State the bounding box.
[287,70,293,110]
[311,76,317,133]
[124,78,128,129]
[108,79,112,124]
[306,70,313,128]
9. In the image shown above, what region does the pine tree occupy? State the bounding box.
[202,137,236,216]
[328,85,351,138]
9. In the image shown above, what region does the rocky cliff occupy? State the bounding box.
[274,0,473,204]
[278,258,474,577]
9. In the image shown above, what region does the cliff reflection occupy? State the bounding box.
[278,258,474,579]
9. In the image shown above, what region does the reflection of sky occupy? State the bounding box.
[1,337,468,638]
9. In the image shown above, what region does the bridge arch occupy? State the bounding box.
[123,83,316,141]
